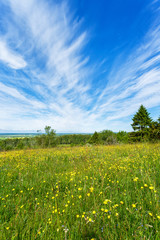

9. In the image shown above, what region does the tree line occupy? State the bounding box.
[0,105,159,151]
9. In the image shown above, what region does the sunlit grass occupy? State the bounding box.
[0,143,160,239]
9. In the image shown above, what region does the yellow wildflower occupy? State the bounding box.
[90,187,94,192]
[133,177,138,182]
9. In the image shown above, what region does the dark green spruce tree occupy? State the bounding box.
[130,105,152,141]
[88,131,100,144]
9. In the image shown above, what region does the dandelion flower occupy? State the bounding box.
[89,218,93,222]
[90,187,94,192]
[133,177,138,182]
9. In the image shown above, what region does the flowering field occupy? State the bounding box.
[0,144,160,239]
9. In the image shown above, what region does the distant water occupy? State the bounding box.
[0,133,42,138]
[0,133,39,136]
[0,133,91,137]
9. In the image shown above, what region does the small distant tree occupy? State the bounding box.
[100,130,114,141]
[45,126,51,135]
[117,131,129,143]
[88,131,100,144]
[99,129,117,144]
[44,126,56,147]
[36,126,56,148]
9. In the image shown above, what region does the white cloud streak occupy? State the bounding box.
[0,82,46,109]
[0,40,26,69]
[8,0,89,90]
[0,0,160,132]
[90,16,160,126]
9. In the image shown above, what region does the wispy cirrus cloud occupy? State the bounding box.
[8,0,90,90]
[0,0,160,132]
[91,13,160,125]
[0,0,93,131]
[0,82,46,109]
[0,39,26,69]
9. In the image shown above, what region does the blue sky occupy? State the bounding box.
[0,0,160,133]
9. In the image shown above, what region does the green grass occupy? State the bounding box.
[0,143,160,239]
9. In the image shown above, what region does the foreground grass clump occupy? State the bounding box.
[0,144,160,239]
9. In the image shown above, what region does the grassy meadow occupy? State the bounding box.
[0,143,160,239]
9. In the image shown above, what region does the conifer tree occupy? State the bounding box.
[88,131,100,144]
[131,105,152,131]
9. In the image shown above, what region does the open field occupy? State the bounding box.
[0,143,160,239]
[0,133,38,140]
